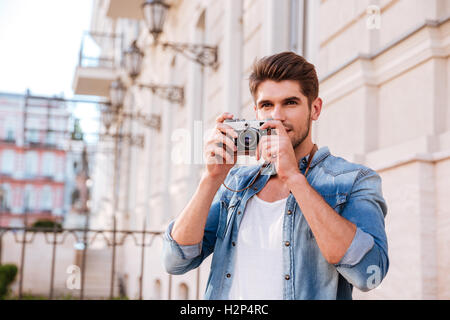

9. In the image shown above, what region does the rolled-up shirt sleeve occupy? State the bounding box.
[164,220,202,260]
[334,168,389,292]
[338,227,375,266]
[161,182,227,275]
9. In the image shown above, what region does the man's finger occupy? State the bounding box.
[215,112,234,123]
[216,123,238,139]
[213,131,237,153]
[205,145,234,165]
[260,120,286,135]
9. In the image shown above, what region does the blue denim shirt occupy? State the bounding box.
[162,146,389,299]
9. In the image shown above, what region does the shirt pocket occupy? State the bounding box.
[216,199,239,239]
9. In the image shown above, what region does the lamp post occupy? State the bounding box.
[142,0,218,68]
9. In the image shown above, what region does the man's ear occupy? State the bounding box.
[311,97,322,121]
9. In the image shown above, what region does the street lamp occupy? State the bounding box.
[122,41,184,105]
[123,40,144,81]
[141,0,218,68]
[142,0,170,43]
[109,78,126,109]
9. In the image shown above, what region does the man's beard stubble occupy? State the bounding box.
[291,111,311,150]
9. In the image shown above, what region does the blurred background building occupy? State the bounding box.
[0,91,70,227]
[0,0,449,300]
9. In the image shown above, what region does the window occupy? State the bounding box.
[25,151,38,176]
[289,0,302,53]
[42,152,54,177]
[46,131,56,146]
[1,149,15,175]
[41,186,53,211]
[23,185,35,212]
[289,0,319,63]
[0,184,11,211]
[3,117,15,141]
[27,129,39,144]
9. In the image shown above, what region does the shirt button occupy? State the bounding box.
[232,241,236,247]
[285,241,290,247]
[253,186,258,191]
[285,275,290,280]
[302,159,307,164]
[226,273,231,278]
[287,210,292,215]
[237,211,241,215]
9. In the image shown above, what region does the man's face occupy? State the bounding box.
[254,80,312,149]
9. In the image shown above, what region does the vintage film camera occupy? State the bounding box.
[224,119,276,156]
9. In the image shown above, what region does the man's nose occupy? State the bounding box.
[271,105,285,121]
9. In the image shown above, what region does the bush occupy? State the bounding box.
[31,219,63,232]
[0,264,18,299]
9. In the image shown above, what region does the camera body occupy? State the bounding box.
[224,119,275,156]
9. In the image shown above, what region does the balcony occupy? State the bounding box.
[72,32,123,97]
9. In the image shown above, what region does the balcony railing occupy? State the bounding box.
[78,32,124,69]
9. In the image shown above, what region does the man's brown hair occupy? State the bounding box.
[249,51,319,107]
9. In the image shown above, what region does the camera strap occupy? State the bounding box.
[222,143,318,193]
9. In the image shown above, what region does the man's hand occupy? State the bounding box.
[204,112,238,181]
[256,120,300,181]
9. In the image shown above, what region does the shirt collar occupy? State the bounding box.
[298,146,330,171]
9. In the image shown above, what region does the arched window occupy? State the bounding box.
[177,283,189,300]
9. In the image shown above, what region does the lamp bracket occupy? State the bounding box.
[138,83,184,105]
[160,42,218,69]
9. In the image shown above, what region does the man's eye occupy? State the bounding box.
[261,104,272,108]
[286,100,298,105]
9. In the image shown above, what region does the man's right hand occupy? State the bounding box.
[204,112,238,181]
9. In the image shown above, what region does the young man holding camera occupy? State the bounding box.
[162,52,389,299]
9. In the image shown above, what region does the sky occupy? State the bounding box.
[0,0,100,139]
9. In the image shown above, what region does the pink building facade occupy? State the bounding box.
[0,91,69,227]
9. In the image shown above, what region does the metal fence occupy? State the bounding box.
[0,217,176,300]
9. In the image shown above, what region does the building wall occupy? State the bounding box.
[88,0,450,299]
[0,92,70,226]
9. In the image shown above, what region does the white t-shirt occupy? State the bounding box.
[228,194,288,300]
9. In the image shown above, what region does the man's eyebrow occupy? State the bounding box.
[283,96,301,102]
[257,96,301,106]
[257,99,273,106]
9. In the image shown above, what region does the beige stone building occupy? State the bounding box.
[73,0,450,299]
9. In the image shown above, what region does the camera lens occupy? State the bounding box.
[238,128,259,150]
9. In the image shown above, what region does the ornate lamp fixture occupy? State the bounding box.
[142,0,218,68]
[109,78,127,109]
[122,40,184,105]
[123,40,144,81]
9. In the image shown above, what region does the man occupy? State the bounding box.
[162,52,388,300]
